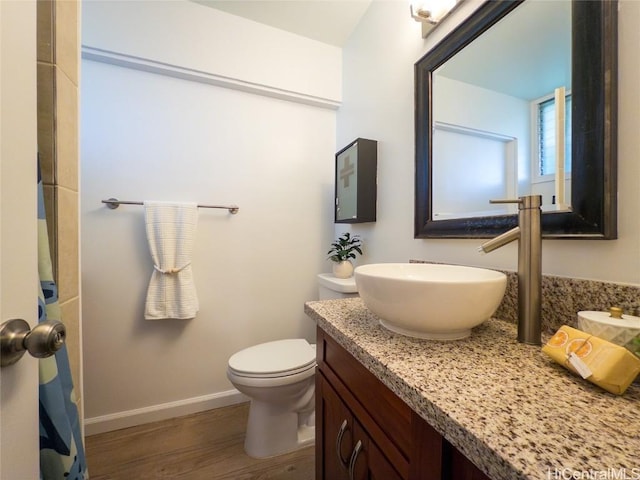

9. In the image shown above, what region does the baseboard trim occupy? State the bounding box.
[84,389,248,436]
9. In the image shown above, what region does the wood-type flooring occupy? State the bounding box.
[85,402,315,479]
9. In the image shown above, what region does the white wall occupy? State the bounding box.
[432,77,528,215]
[337,0,640,286]
[81,1,340,432]
[81,1,341,103]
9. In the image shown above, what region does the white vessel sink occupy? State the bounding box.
[354,263,507,340]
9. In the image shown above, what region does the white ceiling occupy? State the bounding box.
[191,0,372,47]
[191,1,571,100]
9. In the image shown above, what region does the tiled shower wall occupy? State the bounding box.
[36,0,82,418]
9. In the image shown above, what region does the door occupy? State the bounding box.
[0,1,40,478]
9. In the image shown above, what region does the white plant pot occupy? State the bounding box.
[332,260,354,279]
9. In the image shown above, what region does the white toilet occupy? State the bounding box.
[317,273,359,300]
[226,274,358,458]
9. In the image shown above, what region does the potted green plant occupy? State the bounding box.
[327,232,363,278]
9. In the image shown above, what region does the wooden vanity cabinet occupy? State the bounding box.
[316,327,491,480]
[318,373,403,480]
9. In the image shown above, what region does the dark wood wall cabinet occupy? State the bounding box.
[316,327,491,480]
[334,138,377,223]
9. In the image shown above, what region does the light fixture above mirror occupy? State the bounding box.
[410,0,463,38]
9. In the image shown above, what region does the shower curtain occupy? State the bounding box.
[37,160,87,479]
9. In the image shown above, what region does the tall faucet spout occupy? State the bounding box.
[478,195,542,345]
[478,226,520,254]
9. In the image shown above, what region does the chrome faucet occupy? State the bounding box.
[478,195,542,345]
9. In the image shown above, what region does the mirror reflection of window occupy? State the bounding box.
[530,92,572,208]
[536,94,572,177]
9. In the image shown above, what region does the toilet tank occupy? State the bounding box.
[317,273,359,300]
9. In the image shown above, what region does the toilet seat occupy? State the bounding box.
[228,339,316,379]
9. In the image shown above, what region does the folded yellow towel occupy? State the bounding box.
[542,325,640,395]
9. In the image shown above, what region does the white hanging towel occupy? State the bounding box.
[143,201,199,320]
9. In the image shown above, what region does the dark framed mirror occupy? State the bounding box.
[415,0,617,238]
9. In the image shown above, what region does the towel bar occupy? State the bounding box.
[102,198,239,214]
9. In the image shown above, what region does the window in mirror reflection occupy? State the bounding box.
[536,94,571,177]
[533,92,572,207]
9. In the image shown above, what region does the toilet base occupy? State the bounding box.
[244,399,315,458]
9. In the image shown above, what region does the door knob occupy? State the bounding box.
[0,318,66,367]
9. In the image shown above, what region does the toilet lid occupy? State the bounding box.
[228,339,315,377]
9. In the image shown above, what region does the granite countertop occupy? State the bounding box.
[305,298,640,480]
